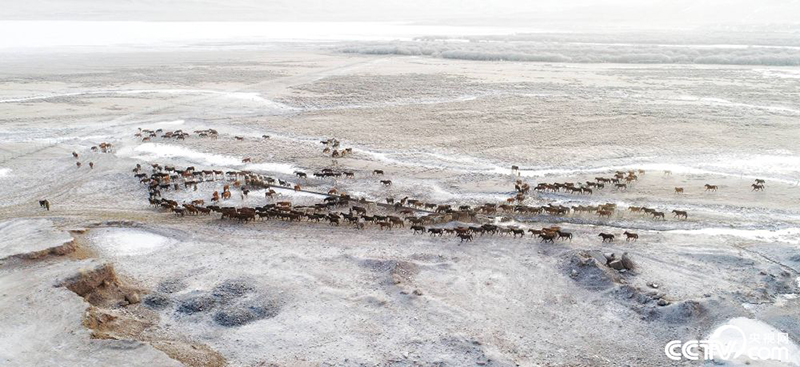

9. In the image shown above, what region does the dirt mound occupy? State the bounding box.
[176,291,218,314]
[211,278,255,304]
[58,262,142,308]
[358,258,420,286]
[564,250,624,291]
[143,293,171,310]
[213,301,280,327]
[56,261,225,366]
[157,278,187,294]
[148,278,284,328]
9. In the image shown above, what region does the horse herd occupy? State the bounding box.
[69,142,112,169]
[130,157,664,245]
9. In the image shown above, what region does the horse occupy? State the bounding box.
[755,179,765,185]
[380,180,392,186]
[457,233,473,242]
[556,230,572,241]
[615,183,627,190]
[704,184,718,192]
[76,162,82,168]
[373,170,384,175]
[597,210,614,218]
[39,199,50,211]
[598,233,615,242]
[539,233,556,243]
[72,151,78,159]
[674,187,684,194]
[242,157,252,163]
[672,210,688,219]
[294,185,302,191]
[652,211,665,220]
[512,229,525,238]
[751,184,765,191]
[89,162,94,169]
[623,231,638,241]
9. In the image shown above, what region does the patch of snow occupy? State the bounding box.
[152,119,185,126]
[0,89,296,113]
[673,95,800,115]
[668,227,800,245]
[246,162,297,175]
[92,228,177,256]
[0,218,74,259]
[117,143,242,167]
[0,168,10,178]
[706,317,800,366]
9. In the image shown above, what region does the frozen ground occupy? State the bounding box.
[0,47,798,366]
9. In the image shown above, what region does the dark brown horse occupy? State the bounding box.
[598,233,615,242]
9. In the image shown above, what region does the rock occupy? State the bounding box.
[620,253,635,270]
[604,253,616,263]
[658,299,670,306]
[608,259,625,270]
[588,250,607,265]
[125,292,141,304]
[648,283,659,289]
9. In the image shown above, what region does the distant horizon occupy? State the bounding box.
[4,0,799,29]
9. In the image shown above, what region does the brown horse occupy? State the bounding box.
[39,199,50,211]
[242,157,252,163]
[380,180,392,186]
[294,184,302,191]
[751,184,765,191]
[672,210,688,219]
[76,162,82,168]
[704,184,718,192]
[623,231,638,241]
[89,162,94,169]
[674,187,684,194]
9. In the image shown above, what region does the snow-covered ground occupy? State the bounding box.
[0,47,798,366]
